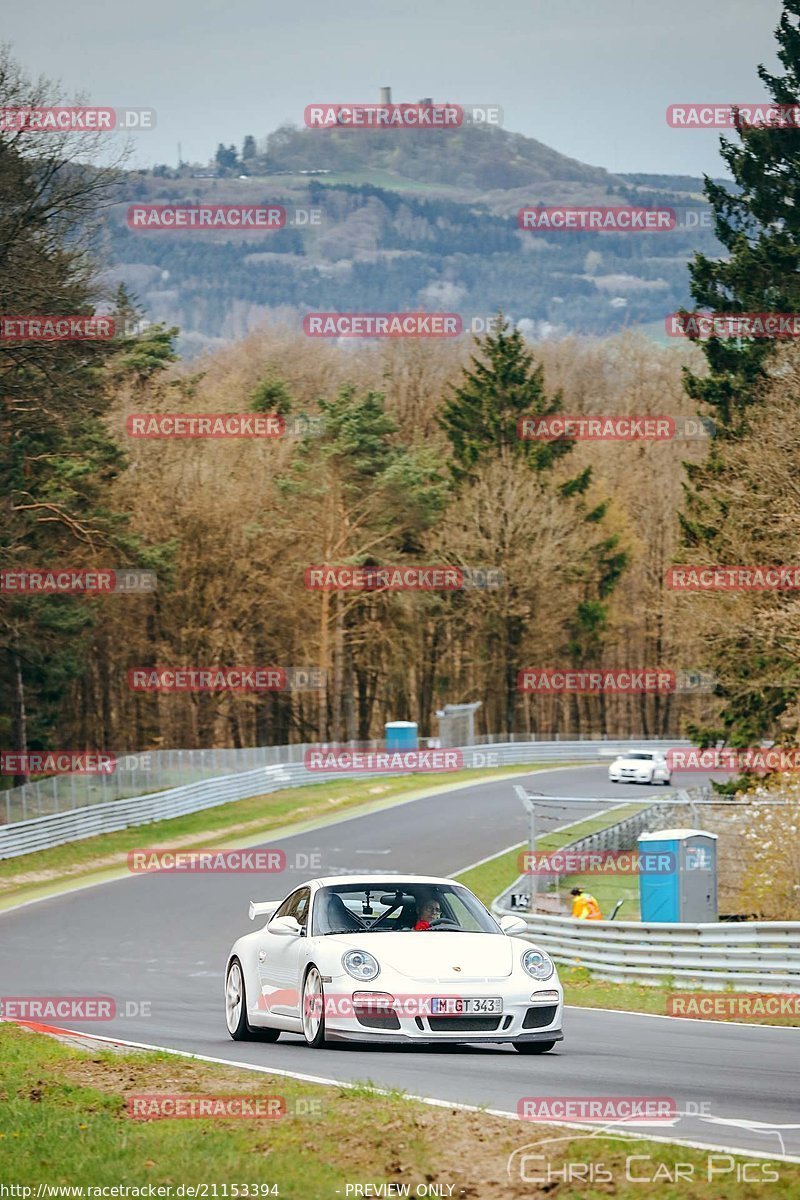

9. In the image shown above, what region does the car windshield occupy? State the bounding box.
[312,883,501,936]
[623,753,654,760]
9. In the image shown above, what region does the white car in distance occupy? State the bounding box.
[224,875,563,1053]
[608,749,672,785]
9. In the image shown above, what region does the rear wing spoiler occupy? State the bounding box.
[249,900,280,921]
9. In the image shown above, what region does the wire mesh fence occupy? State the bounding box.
[0,733,674,824]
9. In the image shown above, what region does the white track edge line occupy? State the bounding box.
[8,1022,798,1165]
[563,1003,800,1030]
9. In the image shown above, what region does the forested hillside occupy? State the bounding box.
[253,118,616,189]
[106,131,724,356]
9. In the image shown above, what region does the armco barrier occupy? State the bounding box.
[0,734,679,823]
[0,764,295,860]
[489,905,800,992]
[493,800,800,992]
[0,739,689,859]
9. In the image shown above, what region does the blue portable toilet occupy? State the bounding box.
[637,828,718,923]
[385,721,418,751]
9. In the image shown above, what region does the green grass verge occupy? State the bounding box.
[0,764,575,911]
[456,844,525,908]
[561,966,689,1016]
[2,1023,797,1197]
[537,799,648,919]
[559,967,800,1027]
[455,800,647,907]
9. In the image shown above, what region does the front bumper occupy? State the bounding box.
[322,988,563,1043]
[327,1026,563,1044]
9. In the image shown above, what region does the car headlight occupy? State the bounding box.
[522,948,554,981]
[342,949,380,981]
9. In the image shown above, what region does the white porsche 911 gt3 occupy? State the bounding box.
[224,874,563,1053]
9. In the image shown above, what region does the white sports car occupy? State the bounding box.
[224,874,563,1053]
[608,750,672,785]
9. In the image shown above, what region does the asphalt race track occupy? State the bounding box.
[2,764,799,1161]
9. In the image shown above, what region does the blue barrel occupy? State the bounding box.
[385,721,418,750]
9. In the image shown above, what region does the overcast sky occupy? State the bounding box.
[3,0,786,177]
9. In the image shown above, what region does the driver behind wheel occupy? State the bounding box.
[414,897,441,930]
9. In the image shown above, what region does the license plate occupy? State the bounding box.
[430,997,503,1015]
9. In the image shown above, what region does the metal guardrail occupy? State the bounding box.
[0,739,689,859]
[491,906,800,992]
[1,744,314,824]
[0,734,682,823]
[492,806,800,992]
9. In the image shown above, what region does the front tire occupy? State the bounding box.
[513,1040,556,1054]
[302,965,327,1048]
[225,958,280,1042]
[226,958,250,1040]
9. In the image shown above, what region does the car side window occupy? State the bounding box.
[293,888,310,929]
[272,887,310,930]
[273,890,300,921]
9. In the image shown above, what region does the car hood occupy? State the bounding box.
[323,931,514,981]
[613,757,655,766]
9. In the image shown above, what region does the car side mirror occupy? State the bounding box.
[499,914,527,935]
[270,915,303,937]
